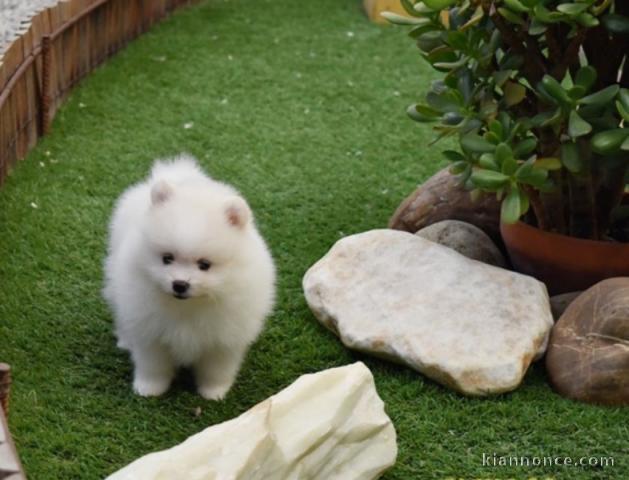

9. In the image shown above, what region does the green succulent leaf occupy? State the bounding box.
[602,14,629,34]
[534,157,562,170]
[416,31,443,53]
[408,24,439,39]
[442,112,465,125]
[479,153,499,170]
[540,75,572,107]
[460,6,485,30]
[485,131,501,144]
[426,91,461,113]
[449,160,468,174]
[574,66,597,92]
[619,89,629,110]
[515,161,548,187]
[381,12,429,25]
[502,157,519,176]
[493,70,513,87]
[400,0,422,17]
[504,81,527,107]
[533,4,564,23]
[616,101,629,122]
[576,13,599,28]
[561,142,583,173]
[579,85,620,106]
[501,187,522,224]
[528,18,547,35]
[498,7,525,25]
[591,129,629,154]
[568,110,592,138]
[513,138,538,158]
[504,0,529,14]
[531,109,560,127]
[568,85,587,100]
[422,0,458,10]
[495,142,513,164]
[557,3,590,16]
[407,104,439,122]
[443,150,466,162]
[499,53,524,70]
[461,133,496,153]
[471,169,510,189]
[489,120,504,140]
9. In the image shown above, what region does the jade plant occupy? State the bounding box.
[385,0,629,240]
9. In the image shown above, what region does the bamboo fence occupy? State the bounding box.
[0,0,194,185]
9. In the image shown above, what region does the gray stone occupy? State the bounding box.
[303,230,553,396]
[549,291,581,320]
[415,220,507,267]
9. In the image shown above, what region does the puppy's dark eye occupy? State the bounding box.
[162,253,174,265]
[198,259,211,271]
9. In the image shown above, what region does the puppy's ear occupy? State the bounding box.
[225,196,251,229]
[151,180,173,205]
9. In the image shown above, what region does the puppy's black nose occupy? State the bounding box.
[172,280,190,294]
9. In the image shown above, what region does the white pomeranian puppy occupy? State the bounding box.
[103,154,275,400]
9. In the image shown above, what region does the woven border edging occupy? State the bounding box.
[0,0,196,185]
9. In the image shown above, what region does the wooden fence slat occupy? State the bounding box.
[0,0,196,185]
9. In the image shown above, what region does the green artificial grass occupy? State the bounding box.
[0,0,627,478]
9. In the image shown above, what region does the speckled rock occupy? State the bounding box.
[415,220,506,267]
[107,362,397,480]
[546,278,629,405]
[303,230,553,396]
[389,167,502,245]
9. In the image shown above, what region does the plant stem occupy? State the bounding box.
[523,185,548,230]
[596,158,629,235]
[567,173,599,239]
[481,1,546,85]
[551,29,586,80]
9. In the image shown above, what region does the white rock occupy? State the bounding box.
[303,230,553,396]
[107,362,397,480]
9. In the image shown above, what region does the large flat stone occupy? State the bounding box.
[303,230,553,396]
[107,362,397,479]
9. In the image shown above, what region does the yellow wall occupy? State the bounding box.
[363,0,409,24]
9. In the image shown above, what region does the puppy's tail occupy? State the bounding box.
[150,153,205,184]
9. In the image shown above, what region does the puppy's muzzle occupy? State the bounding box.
[172,280,190,299]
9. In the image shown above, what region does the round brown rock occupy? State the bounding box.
[546,278,629,405]
[389,167,502,245]
[415,220,507,268]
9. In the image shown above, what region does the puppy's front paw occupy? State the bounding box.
[133,377,171,397]
[198,382,231,401]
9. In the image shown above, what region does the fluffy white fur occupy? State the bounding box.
[103,154,275,400]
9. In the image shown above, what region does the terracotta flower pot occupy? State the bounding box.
[500,221,629,295]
